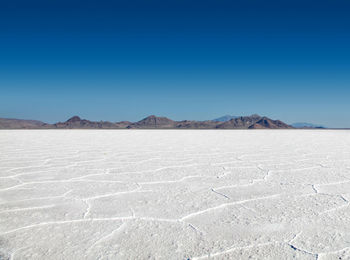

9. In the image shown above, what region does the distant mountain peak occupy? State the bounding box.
[144,115,156,119]
[291,122,325,129]
[249,117,292,129]
[213,115,238,122]
[139,115,172,122]
[213,114,262,122]
[66,116,82,122]
[131,115,175,128]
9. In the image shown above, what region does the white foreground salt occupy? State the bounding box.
[1,130,350,259]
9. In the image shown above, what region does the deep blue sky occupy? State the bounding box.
[1,0,350,127]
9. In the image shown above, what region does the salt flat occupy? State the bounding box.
[1,130,350,260]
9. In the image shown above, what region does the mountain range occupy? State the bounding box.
[0,115,294,129]
[291,122,325,129]
[212,116,326,129]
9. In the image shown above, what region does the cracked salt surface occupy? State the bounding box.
[1,130,350,259]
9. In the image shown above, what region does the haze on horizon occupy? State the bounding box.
[1,0,350,128]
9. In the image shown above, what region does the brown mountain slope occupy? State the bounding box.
[175,120,219,129]
[128,115,176,128]
[0,118,46,129]
[53,116,126,129]
[249,117,293,129]
[216,114,262,129]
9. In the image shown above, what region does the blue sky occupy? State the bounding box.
[1,0,350,127]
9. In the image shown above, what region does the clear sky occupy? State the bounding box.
[1,0,350,127]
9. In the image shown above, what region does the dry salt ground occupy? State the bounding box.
[1,130,350,260]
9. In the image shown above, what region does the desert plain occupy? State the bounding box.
[1,130,350,259]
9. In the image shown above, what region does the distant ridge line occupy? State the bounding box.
[0,114,295,129]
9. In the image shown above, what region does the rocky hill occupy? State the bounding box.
[248,117,293,129]
[128,115,175,129]
[216,114,262,129]
[52,116,128,129]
